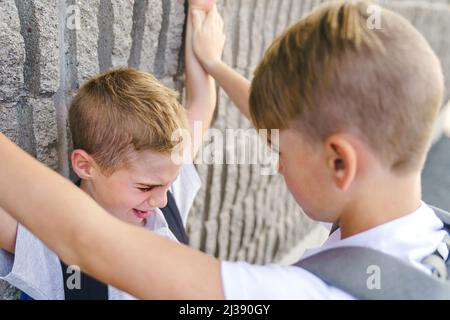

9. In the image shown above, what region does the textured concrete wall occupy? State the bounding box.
[1,0,450,299]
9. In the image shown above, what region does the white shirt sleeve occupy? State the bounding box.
[169,162,201,227]
[220,261,355,300]
[0,224,64,300]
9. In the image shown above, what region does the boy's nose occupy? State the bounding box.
[148,191,168,209]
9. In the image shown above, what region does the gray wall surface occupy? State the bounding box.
[1,0,449,299]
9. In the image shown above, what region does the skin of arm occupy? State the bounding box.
[0,206,17,254]
[192,6,252,120]
[0,133,225,299]
[185,1,220,159]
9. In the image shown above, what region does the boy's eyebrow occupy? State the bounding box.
[133,168,181,188]
[135,177,177,188]
[135,183,160,188]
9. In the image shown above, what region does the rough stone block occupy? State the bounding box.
[111,0,134,68]
[153,0,185,78]
[0,102,19,144]
[31,97,59,170]
[0,0,25,101]
[34,0,60,94]
[132,0,163,73]
[75,0,100,83]
[0,281,18,300]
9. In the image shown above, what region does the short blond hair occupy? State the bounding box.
[250,0,444,174]
[69,68,187,174]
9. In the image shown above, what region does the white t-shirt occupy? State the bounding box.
[0,163,201,300]
[221,202,449,299]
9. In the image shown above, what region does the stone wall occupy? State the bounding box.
[1,0,449,299]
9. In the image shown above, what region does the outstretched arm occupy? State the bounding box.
[185,1,221,159]
[0,134,224,299]
[0,206,17,254]
[192,6,252,120]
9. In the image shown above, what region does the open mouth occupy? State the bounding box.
[132,208,155,219]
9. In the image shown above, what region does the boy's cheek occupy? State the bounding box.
[103,192,136,210]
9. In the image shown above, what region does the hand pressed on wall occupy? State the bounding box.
[191,5,226,72]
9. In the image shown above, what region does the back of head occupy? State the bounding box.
[250,0,444,174]
[69,68,187,175]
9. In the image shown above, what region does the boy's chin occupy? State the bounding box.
[137,218,147,227]
[128,217,146,227]
[107,210,147,226]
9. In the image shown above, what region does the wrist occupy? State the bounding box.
[203,59,224,77]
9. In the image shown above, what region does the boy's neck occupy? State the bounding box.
[79,179,94,199]
[338,172,422,239]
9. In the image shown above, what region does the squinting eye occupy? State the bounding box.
[138,187,153,193]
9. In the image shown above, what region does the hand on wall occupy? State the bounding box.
[191,5,225,72]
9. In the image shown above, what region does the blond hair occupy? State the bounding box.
[69,68,187,174]
[250,0,444,174]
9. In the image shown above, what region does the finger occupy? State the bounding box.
[191,9,205,32]
[211,3,218,15]
[205,4,218,26]
[213,5,224,29]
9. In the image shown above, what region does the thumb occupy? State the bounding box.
[191,9,205,32]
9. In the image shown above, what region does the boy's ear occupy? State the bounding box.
[325,134,357,191]
[71,150,96,180]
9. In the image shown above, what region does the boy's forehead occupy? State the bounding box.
[127,150,181,183]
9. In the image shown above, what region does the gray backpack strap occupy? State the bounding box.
[295,206,450,300]
[429,205,450,228]
[295,246,450,299]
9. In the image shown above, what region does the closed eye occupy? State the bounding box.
[137,186,155,192]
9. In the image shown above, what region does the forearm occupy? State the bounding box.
[185,27,216,110]
[205,61,251,120]
[185,11,217,158]
[86,222,224,299]
[185,70,217,159]
[0,206,17,253]
[0,134,224,299]
[185,79,216,159]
